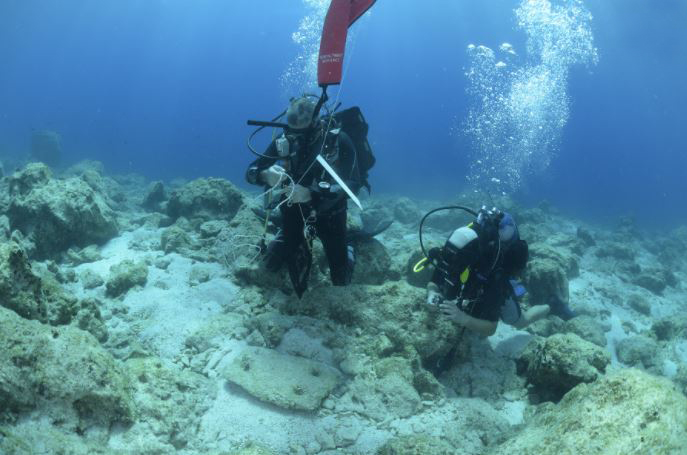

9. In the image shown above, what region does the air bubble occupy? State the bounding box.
[461,0,598,195]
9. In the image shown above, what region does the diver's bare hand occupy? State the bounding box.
[288,184,312,204]
[260,165,286,187]
[439,302,467,324]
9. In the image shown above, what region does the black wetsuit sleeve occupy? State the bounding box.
[467,272,509,323]
[331,131,362,195]
[245,140,279,186]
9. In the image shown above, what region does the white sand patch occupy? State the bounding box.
[499,400,527,426]
[605,314,627,364]
[125,270,235,359]
[674,340,687,365]
[68,226,240,360]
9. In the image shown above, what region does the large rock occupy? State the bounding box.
[524,255,569,309]
[289,282,460,367]
[527,315,608,348]
[517,333,610,401]
[350,238,399,285]
[223,346,342,411]
[392,197,421,225]
[489,369,687,455]
[336,356,423,420]
[616,335,661,370]
[594,241,635,261]
[632,271,667,295]
[118,357,214,452]
[106,259,148,297]
[0,306,135,424]
[141,180,167,211]
[7,163,118,258]
[0,241,78,325]
[529,241,579,278]
[167,178,243,222]
[651,314,687,341]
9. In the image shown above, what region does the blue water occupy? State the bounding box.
[0,0,685,227]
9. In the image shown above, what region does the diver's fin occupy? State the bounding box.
[548,297,576,321]
[288,241,313,298]
[346,219,393,243]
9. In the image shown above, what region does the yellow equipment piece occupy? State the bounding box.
[413,257,428,273]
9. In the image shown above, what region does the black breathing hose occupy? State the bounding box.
[246,110,288,159]
[418,206,478,257]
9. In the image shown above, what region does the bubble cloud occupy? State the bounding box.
[462,0,598,194]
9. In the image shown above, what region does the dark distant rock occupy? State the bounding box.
[576,226,596,247]
[141,180,167,211]
[352,238,399,285]
[392,197,421,225]
[626,293,651,316]
[632,272,666,295]
[594,242,635,261]
[30,130,62,167]
[651,315,687,341]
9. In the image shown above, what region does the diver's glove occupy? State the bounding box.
[548,297,576,321]
[426,282,443,307]
[439,301,468,324]
[288,184,312,204]
[427,289,443,307]
[260,165,287,187]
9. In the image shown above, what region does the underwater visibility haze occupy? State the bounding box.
[1,0,686,226]
[0,1,687,454]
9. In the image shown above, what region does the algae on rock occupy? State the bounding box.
[0,241,82,326]
[489,369,687,454]
[517,332,610,402]
[119,357,215,451]
[106,259,149,297]
[167,177,243,222]
[0,306,135,425]
[7,163,118,258]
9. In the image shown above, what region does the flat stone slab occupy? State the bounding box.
[224,346,342,411]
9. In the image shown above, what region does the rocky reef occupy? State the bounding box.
[0,163,685,454]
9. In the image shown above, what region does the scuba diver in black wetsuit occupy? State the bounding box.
[418,206,575,338]
[246,96,373,297]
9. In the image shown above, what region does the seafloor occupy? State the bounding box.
[0,160,686,454]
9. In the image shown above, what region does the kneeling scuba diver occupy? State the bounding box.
[245,93,380,297]
[415,205,576,336]
[414,205,575,374]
